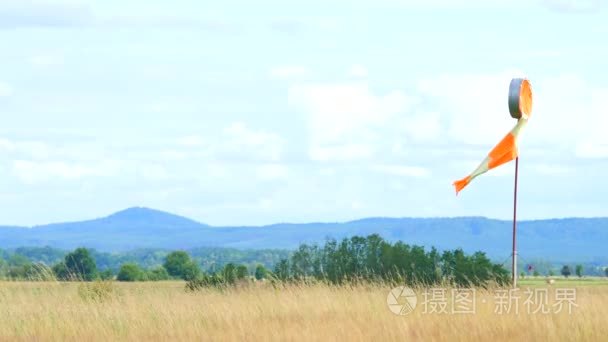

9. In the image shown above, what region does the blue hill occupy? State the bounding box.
[0,207,606,260]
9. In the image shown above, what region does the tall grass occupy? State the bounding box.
[0,281,606,341]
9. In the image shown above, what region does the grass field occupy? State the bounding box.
[1,279,607,341]
[519,277,608,287]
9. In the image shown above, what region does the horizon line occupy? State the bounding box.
[2,206,607,229]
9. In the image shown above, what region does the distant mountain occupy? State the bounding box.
[1,207,607,260]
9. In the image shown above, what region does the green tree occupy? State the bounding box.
[13,246,65,266]
[290,244,322,280]
[605,267,608,277]
[8,262,54,281]
[575,264,583,278]
[254,264,268,280]
[561,265,571,278]
[364,234,384,280]
[222,263,237,284]
[236,265,249,280]
[274,259,290,281]
[8,254,30,267]
[99,269,114,280]
[52,262,69,280]
[311,235,507,287]
[63,248,98,281]
[117,263,144,281]
[182,262,201,281]
[147,266,170,281]
[0,259,8,279]
[163,251,200,280]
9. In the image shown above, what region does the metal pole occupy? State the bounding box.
[512,157,519,288]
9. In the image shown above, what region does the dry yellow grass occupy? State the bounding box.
[0,280,607,341]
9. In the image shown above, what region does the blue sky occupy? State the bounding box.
[1,0,607,226]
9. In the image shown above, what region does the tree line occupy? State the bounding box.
[3,234,607,285]
[0,246,288,275]
[188,234,511,288]
[266,234,510,287]
[0,247,219,282]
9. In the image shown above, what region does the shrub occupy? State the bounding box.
[147,266,170,281]
[117,263,144,282]
[164,251,200,280]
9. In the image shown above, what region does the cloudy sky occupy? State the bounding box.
[1,0,607,226]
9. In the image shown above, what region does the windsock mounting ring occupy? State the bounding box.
[508,78,533,119]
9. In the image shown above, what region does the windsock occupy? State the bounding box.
[453,78,533,195]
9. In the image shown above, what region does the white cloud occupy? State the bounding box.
[0,0,93,28]
[156,125,286,163]
[269,17,340,35]
[256,163,288,181]
[531,75,608,158]
[378,0,527,9]
[400,111,442,143]
[0,1,239,31]
[0,82,13,97]
[418,71,525,145]
[417,71,608,161]
[0,138,52,159]
[176,135,205,147]
[318,167,336,176]
[576,142,608,159]
[371,164,430,177]
[157,149,192,161]
[309,143,373,162]
[349,64,368,78]
[12,160,119,184]
[220,122,284,162]
[257,198,274,210]
[289,82,409,141]
[0,138,14,150]
[9,155,176,184]
[29,54,64,67]
[380,0,595,11]
[270,65,308,79]
[289,82,412,161]
[529,74,590,147]
[542,0,603,12]
[530,163,572,175]
[351,200,364,210]
[139,163,169,181]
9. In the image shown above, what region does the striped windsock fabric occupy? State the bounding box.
[453,118,528,194]
[453,78,532,195]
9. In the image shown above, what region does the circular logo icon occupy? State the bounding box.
[387,286,417,315]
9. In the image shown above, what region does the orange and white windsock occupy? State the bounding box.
[453,78,533,195]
